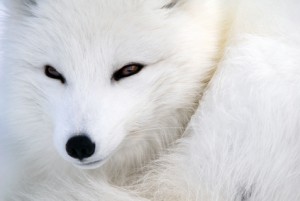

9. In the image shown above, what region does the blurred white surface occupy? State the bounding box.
[0,2,4,77]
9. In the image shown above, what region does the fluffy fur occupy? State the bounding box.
[0,0,300,200]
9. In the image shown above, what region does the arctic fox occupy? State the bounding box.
[0,0,300,200]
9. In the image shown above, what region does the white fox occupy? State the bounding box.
[0,0,300,200]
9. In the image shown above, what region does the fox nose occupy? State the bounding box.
[66,135,95,160]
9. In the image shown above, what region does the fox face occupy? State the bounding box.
[1,0,219,169]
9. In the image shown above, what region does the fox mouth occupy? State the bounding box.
[83,159,103,165]
[75,159,105,169]
[71,148,117,169]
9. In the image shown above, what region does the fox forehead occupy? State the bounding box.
[33,0,178,29]
[8,0,182,39]
[9,1,182,69]
[26,0,178,15]
[4,0,178,10]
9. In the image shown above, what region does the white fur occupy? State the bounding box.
[0,0,300,200]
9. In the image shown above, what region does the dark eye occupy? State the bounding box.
[113,63,144,81]
[45,65,66,84]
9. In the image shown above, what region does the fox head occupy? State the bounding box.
[0,0,220,170]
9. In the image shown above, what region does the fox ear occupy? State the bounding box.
[3,0,37,14]
[162,0,178,9]
[162,0,184,9]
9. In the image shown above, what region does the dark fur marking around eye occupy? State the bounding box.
[45,65,66,84]
[112,63,144,81]
[162,0,179,9]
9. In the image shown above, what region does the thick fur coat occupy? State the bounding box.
[0,0,300,200]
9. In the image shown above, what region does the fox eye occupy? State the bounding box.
[45,65,66,84]
[113,63,144,81]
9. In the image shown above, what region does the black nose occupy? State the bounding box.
[66,135,95,160]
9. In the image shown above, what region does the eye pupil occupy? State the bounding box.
[122,66,138,75]
[113,63,144,81]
